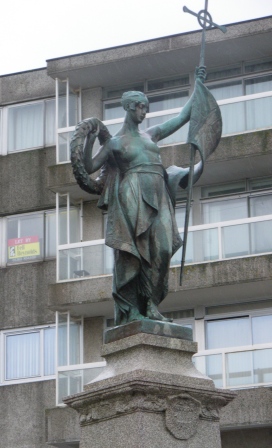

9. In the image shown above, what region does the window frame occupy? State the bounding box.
[0,324,56,385]
[6,98,55,154]
[2,207,80,268]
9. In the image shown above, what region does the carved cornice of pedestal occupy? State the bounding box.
[63,372,235,441]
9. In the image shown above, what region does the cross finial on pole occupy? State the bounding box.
[183,1,227,66]
[179,2,227,286]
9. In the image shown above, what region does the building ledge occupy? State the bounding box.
[48,254,272,316]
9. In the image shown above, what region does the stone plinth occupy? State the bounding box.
[64,321,235,448]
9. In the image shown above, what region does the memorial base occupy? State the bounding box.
[64,320,235,448]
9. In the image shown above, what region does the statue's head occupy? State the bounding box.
[121,91,149,111]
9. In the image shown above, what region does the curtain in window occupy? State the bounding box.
[44,328,56,376]
[245,75,272,131]
[58,317,68,367]
[252,315,272,344]
[45,100,56,146]
[250,195,272,254]
[8,103,44,152]
[70,322,80,365]
[6,332,40,380]
[45,211,56,258]
[209,81,244,135]
[206,317,250,350]
[148,92,189,145]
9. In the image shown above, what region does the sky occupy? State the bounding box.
[0,0,272,76]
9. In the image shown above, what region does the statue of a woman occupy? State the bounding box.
[71,67,219,326]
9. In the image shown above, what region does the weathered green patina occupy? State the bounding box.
[70,67,221,325]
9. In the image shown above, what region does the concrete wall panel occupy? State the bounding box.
[84,317,104,362]
[0,147,56,215]
[220,387,272,428]
[0,69,55,105]
[0,260,56,329]
[0,380,55,448]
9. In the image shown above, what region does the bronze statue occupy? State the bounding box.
[70,66,222,325]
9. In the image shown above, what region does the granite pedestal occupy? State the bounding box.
[64,320,235,448]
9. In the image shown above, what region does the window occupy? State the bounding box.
[103,59,272,145]
[201,178,272,259]
[103,77,190,145]
[55,311,102,405]
[1,325,55,384]
[207,65,272,135]
[5,208,79,266]
[1,95,77,154]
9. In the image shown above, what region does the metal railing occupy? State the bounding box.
[193,344,272,389]
[57,214,272,281]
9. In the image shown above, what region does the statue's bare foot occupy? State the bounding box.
[146,300,173,322]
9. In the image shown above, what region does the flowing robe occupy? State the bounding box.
[97,156,187,325]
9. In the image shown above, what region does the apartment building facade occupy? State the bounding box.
[0,16,272,448]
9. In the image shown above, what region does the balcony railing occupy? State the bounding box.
[193,344,272,389]
[56,90,272,163]
[57,214,272,281]
[57,362,106,405]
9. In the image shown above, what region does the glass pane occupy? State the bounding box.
[250,194,272,217]
[7,214,44,263]
[172,228,219,264]
[69,320,81,365]
[250,220,272,254]
[175,206,192,228]
[209,81,243,100]
[206,66,241,81]
[206,354,223,387]
[222,223,250,258]
[148,91,188,112]
[104,102,124,120]
[147,113,189,145]
[44,328,55,376]
[252,315,272,344]
[194,354,223,388]
[148,75,189,91]
[58,131,74,163]
[245,74,272,94]
[202,228,219,261]
[253,348,272,384]
[69,94,78,127]
[171,231,193,265]
[202,181,246,198]
[58,314,68,367]
[6,332,40,380]
[58,244,113,281]
[206,317,250,349]
[45,211,56,258]
[45,99,56,146]
[245,60,272,73]
[203,198,247,224]
[58,366,105,404]
[226,351,253,387]
[245,96,272,131]
[8,103,44,152]
[220,102,246,135]
[249,177,272,191]
[105,83,144,100]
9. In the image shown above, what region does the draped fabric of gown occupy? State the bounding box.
[97,158,183,325]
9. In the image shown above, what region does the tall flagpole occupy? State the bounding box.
[180,1,227,285]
